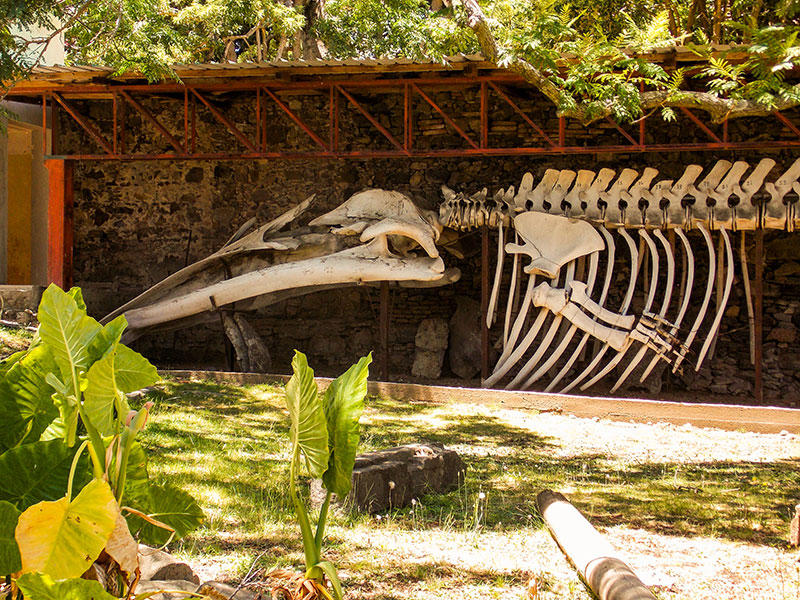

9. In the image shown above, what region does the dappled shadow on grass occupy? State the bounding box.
[138,380,800,551]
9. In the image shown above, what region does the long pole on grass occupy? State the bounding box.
[536,490,657,600]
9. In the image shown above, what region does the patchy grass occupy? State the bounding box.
[0,324,33,360]
[134,378,800,600]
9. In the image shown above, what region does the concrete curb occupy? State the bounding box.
[161,370,800,434]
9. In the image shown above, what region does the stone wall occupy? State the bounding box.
[58,87,800,405]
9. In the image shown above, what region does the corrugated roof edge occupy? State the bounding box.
[23,47,745,81]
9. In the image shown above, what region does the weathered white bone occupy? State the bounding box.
[506,261,577,389]
[524,249,601,387]
[503,231,521,349]
[580,168,616,222]
[619,167,659,227]
[486,222,506,328]
[706,161,750,230]
[600,169,638,225]
[662,165,703,227]
[673,222,716,371]
[639,227,694,381]
[546,226,616,392]
[694,227,734,371]
[568,281,636,329]
[687,160,732,226]
[560,228,639,394]
[515,172,535,211]
[643,179,673,228]
[564,170,596,217]
[528,281,630,351]
[732,158,775,231]
[580,228,659,391]
[764,157,800,230]
[122,241,445,330]
[739,230,755,364]
[544,170,577,214]
[527,169,562,212]
[611,228,675,392]
[507,212,604,278]
[360,219,439,258]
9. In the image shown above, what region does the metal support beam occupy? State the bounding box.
[380,281,390,381]
[119,90,184,153]
[754,228,764,404]
[481,226,490,380]
[44,159,73,289]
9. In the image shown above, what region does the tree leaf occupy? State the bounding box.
[16,478,117,579]
[285,351,329,478]
[322,354,371,498]
[0,500,21,575]
[16,571,117,600]
[36,284,102,398]
[127,483,204,546]
[121,440,149,506]
[0,440,89,511]
[87,314,127,363]
[0,345,59,449]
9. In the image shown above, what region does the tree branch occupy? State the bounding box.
[460,0,800,125]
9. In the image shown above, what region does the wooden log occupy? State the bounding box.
[536,490,657,600]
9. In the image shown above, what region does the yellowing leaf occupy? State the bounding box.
[105,510,139,576]
[15,479,117,579]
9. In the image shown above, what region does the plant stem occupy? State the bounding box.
[79,406,106,479]
[314,490,332,554]
[66,439,90,502]
[289,445,320,574]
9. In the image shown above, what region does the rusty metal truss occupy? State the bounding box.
[15,75,800,160]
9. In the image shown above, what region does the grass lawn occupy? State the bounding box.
[0,324,34,359]
[133,377,800,600]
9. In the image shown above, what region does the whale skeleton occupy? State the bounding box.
[109,157,799,391]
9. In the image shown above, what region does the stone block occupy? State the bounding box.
[138,545,199,584]
[415,318,449,351]
[412,349,445,379]
[348,443,465,513]
[768,325,797,343]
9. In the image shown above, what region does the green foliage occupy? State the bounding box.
[0,284,203,595]
[0,501,22,575]
[16,572,118,600]
[284,350,372,600]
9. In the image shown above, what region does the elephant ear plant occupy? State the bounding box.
[0,284,203,600]
[282,350,372,600]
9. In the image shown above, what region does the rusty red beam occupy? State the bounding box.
[412,83,480,150]
[488,81,555,147]
[45,159,74,288]
[51,92,114,155]
[190,88,258,153]
[119,90,184,153]
[336,85,405,153]
[404,83,412,152]
[680,107,722,143]
[605,116,638,146]
[480,80,488,149]
[47,138,800,161]
[263,87,329,152]
[773,110,800,139]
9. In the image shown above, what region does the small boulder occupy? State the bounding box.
[138,545,199,584]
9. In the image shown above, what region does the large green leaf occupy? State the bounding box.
[121,440,149,506]
[0,345,60,449]
[127,483,204,546]
[285,351,329,478]
[16,571,117,600]
[0,440,89,511]
[16,478,117,579]
[84,342,159,436]
[87,314,127,363]
[0,500,21,575]
[36,284,102,397]
[322,354,371,498]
